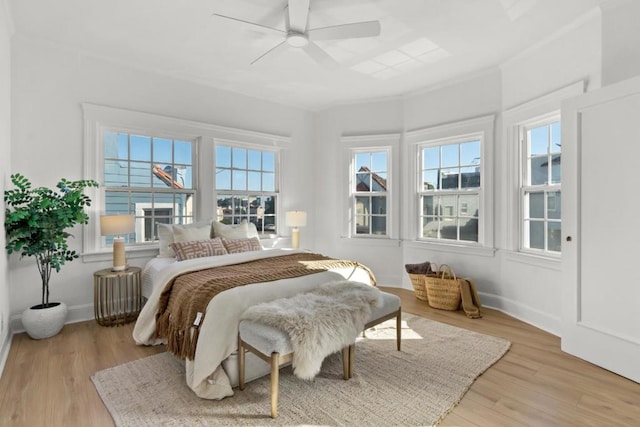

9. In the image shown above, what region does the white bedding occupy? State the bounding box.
[132,248,374,400]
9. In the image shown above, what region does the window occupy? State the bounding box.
[215,145,278,234]
[103,132,196,244]
[521,119,561,253]
[351,150,389,236]
[419,139,481,242]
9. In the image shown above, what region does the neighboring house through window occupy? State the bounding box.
[352,150,389,236]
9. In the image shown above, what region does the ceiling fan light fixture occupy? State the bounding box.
[286,32,309,48]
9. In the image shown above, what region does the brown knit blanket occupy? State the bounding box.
[154,252,376,360]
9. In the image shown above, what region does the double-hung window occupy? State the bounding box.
[418,138,481,242]
[351,149,389,236]
[215,144,278,235]
[103,132,196,244]
[521,119,561,253]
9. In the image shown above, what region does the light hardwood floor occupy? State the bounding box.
[0,287,638,426]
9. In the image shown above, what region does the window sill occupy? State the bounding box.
[82,245,159,263]
[403,240,496,257]
[504,250,561,271]
[340,236,402,247]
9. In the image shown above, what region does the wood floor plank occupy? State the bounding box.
[0,287,638,427]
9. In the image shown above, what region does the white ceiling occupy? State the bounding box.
[9,0,607,110]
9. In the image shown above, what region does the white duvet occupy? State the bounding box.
[132,248,374,400]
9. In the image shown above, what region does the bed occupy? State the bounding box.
[133,243,375,400]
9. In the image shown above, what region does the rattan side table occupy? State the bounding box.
[93,266,142,326]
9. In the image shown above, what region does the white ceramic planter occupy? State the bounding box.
[22,302,68,339]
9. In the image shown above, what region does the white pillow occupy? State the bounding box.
[211,220,259,240]
[157,220,213,258]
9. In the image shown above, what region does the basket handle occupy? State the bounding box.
[438,264,456,280]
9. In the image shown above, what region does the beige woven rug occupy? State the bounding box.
[92,314,510,426]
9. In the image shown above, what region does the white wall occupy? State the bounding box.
[601,0,640,86]
[0,0,13,373]
[8,35,314,327]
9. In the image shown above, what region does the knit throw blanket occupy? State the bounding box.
[154,253,376,360]
[241,280,381,380]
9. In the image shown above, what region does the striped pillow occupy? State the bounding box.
[170,238,228,261]
[221,237,263,254]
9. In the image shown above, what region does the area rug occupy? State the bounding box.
[92,313,510,426]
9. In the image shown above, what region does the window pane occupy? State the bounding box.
[216,146,231,168]
[422,196,435,216]
[372,173,387,192]
[355,196,370,215]
[372,196,386,215]
[529,221,544,249]
[441,168,459,189]
[264,196,276,215]
[548,222,562,252]
[104,160,128,186]
[356,172,371,191]
[440,195,457,218]
[441,144,459,167]
[248,150,261,171]
[104,191,130,215]
[177,165,192,189]
[459,194,478,217]
[174,140,192,164]
[529,126,548,155]
[232,170,247,191]
[551,154,561,184]
[422,216,437,238]
[460,166,480,188]
[423,170,438,190]
[439,220,457,240]
[104,132,125,160]
[547,191,561,220]
[550,122,561,153]
[216,169,231,190]
[248,171,261,191]
[460,140,480,165]
[371,152,387,172]
[355,153,370,170]
[459,218,478,242]
[355,215,369,234]
[153,138,172,163]
[422,147,439,169]
[262,172,275,192]
[263,151,275,172]
[530,156,548,185]
[372,216,386,235]
[130,135,151,161]
[232,148,246,169]
[130,162,151,187]
[528,192,544,219]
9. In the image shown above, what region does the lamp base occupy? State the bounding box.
[291,228,300,249]
[112,237,127,271]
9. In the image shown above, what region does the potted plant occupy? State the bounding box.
[4,173,99,339]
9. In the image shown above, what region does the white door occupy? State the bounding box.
[562,75,640,383]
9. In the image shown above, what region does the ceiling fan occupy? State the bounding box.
[213,0,381,65]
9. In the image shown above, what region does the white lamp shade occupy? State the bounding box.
[100,214,135,236]
[285,211,307,228]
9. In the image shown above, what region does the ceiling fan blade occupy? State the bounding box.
[287,0,310,33]
[251,40,289,65]
[212,13,285,36]
[303,42,338,67]
[308,20,381,41]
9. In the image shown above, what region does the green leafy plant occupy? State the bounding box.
[4,173,99,308]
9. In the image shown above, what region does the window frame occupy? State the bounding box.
[405,115,495,250]
[350,147,390,237]
[82,103,290,261]
[214,141,281,236]
[417,135,482,244]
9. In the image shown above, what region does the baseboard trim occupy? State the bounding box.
[0,326,12,380]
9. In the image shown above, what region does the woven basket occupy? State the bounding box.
[425,264,461,311]
[408,273,428,301]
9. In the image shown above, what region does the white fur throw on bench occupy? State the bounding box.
[240,280,381,380]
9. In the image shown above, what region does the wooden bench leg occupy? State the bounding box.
[238,336,245,390]
[270,352,280,419]
[396,310,402,351]
[349,344,355,378]
[342,347,349,380]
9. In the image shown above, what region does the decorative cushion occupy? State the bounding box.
[221,237,263,254]
[157,220,213,258]
[170,238,228,261]
[212,220,260,240]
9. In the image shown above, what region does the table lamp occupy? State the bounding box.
[285,211,307,249]
[100,214,135,271]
